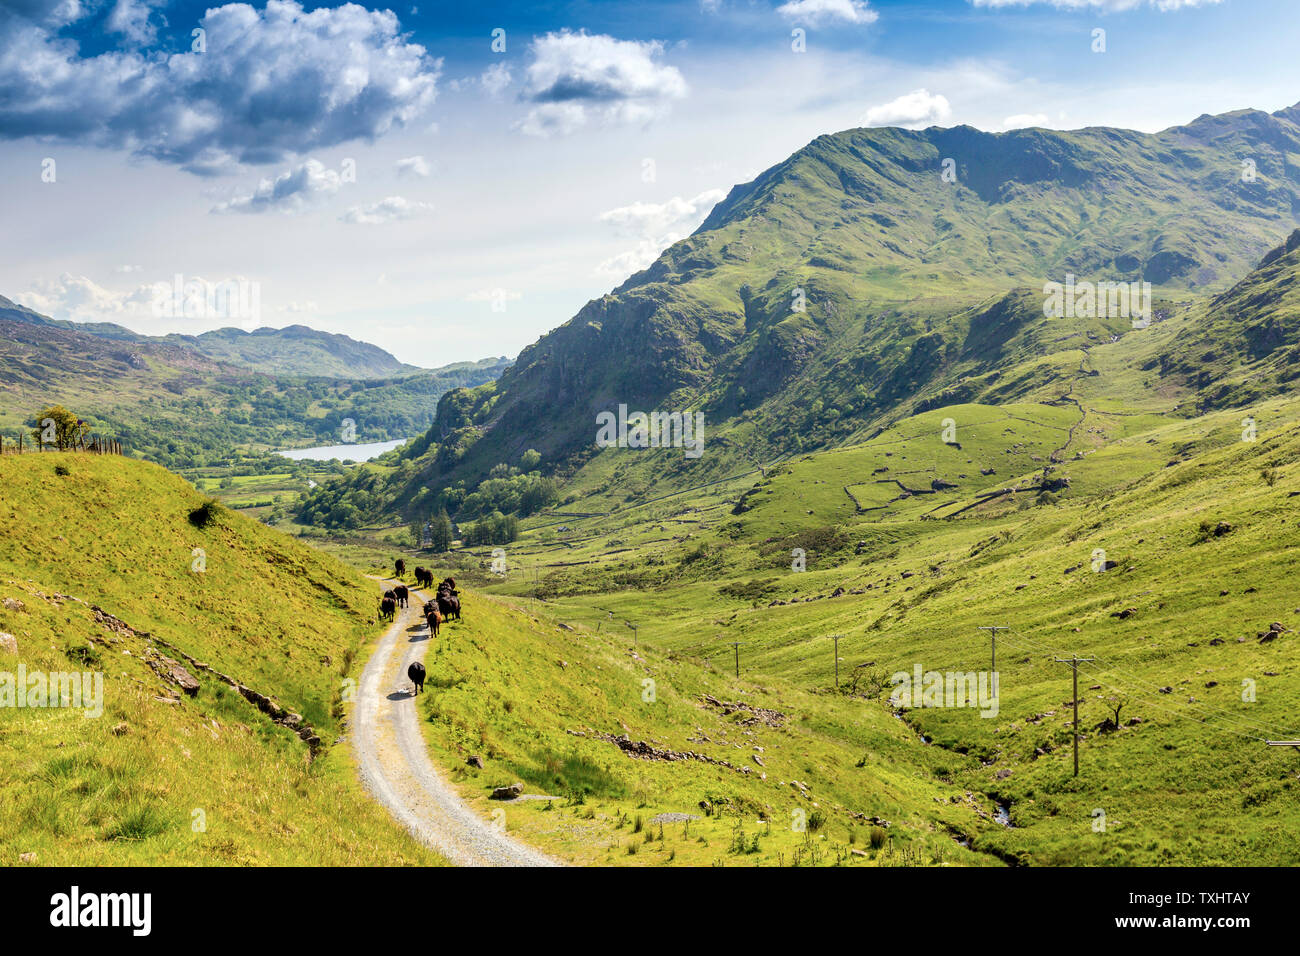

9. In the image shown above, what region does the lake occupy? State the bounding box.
[277,438,409,463]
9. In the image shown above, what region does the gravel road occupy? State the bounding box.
[351,583,559,866]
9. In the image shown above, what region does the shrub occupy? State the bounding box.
[188,498,223,528]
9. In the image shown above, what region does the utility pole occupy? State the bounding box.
[978,625,1008,698]
[832,634,844,690]
[628,622,638,647]
[729,641,744,678]
[1054,655,1095,777]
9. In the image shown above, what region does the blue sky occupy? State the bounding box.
[2,0,1297,367]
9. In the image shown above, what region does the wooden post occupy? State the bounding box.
[1054,655,1095,777]
[978,625,1008,698]
[832,634,843,690]
[729,641,744,678]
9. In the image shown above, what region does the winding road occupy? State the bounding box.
[351,582,559,867]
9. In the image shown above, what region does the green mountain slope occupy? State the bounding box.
[0,453,442,865]
[340,102,1300,524]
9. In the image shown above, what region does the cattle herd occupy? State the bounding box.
[379,559,463,696]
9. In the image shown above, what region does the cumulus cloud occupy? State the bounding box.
[339,196,433,225]
[860,89,952,129]
[211,159,347,215]
[0,1,440,174]
[970,0,1220,10]
[105,0,159,46]
[517,31,687,137]
[395,155,431,178]
[776,0,879,25]
[19,274,155,322]
[595,188,725,279]
[480,62,512,98]
[1002,112,1050,129]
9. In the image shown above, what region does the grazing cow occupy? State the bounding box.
[407,661,426,695]
[414,567,434,589]
[379,597,396,621]
[393,584,409,609]
[425,608,441,638]
[395,558,406,579]
[436,580,461,622]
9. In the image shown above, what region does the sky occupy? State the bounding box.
[2,0,1298,367]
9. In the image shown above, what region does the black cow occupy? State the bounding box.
[407,661,426,695]
[393,584,409,608]
[414,567,434,589]
[395,558,407,579]
[379,597,396,621]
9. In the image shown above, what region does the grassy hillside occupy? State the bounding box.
[431,386,1300,865]
[409,586,1009,866]
[0,453,442,865]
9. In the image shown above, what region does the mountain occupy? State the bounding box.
[163,325,420,378]
[317,102,1300,525]
[0,300,511,468]
[0,295,419,379]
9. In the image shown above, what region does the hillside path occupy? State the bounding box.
[351,581,559,866]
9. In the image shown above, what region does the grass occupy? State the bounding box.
[0,453,444,865]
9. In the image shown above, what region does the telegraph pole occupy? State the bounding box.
[978,625,1008,697]
[729,641,744,678]
[1054,655,1096,776]
[832,634,844,690]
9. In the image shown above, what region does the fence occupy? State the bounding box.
[0,433,123,455]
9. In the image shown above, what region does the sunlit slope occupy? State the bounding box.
[504,398,1300,864]
[0,453,441,865]
[413,588,1012,866]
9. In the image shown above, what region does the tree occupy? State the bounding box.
[520,448,542,471]
[429,510,453,552]
[31,405,82,449]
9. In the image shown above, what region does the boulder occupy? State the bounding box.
[0,632,16,655]
[467,755,485,769]
[491,782,524,800]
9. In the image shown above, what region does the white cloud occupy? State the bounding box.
[480,62,512,98]
[465,288,522,302]
[595,188,726,279]
[340,196,434,225]
[0,1,440,174]
[114,264,142,274]
[105,0,159,45]
[1002,112,1050,129]
[395,155,432,178]
[776,0,879,25]
[518,31,687,137]
[860,89,952,129]
[970,0,1221,10]
[19,274,154,322]
[211,159,344,215]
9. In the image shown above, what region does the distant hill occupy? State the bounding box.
[163,325,420,379]
[0,297,511,468]
[0,296,420,379]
